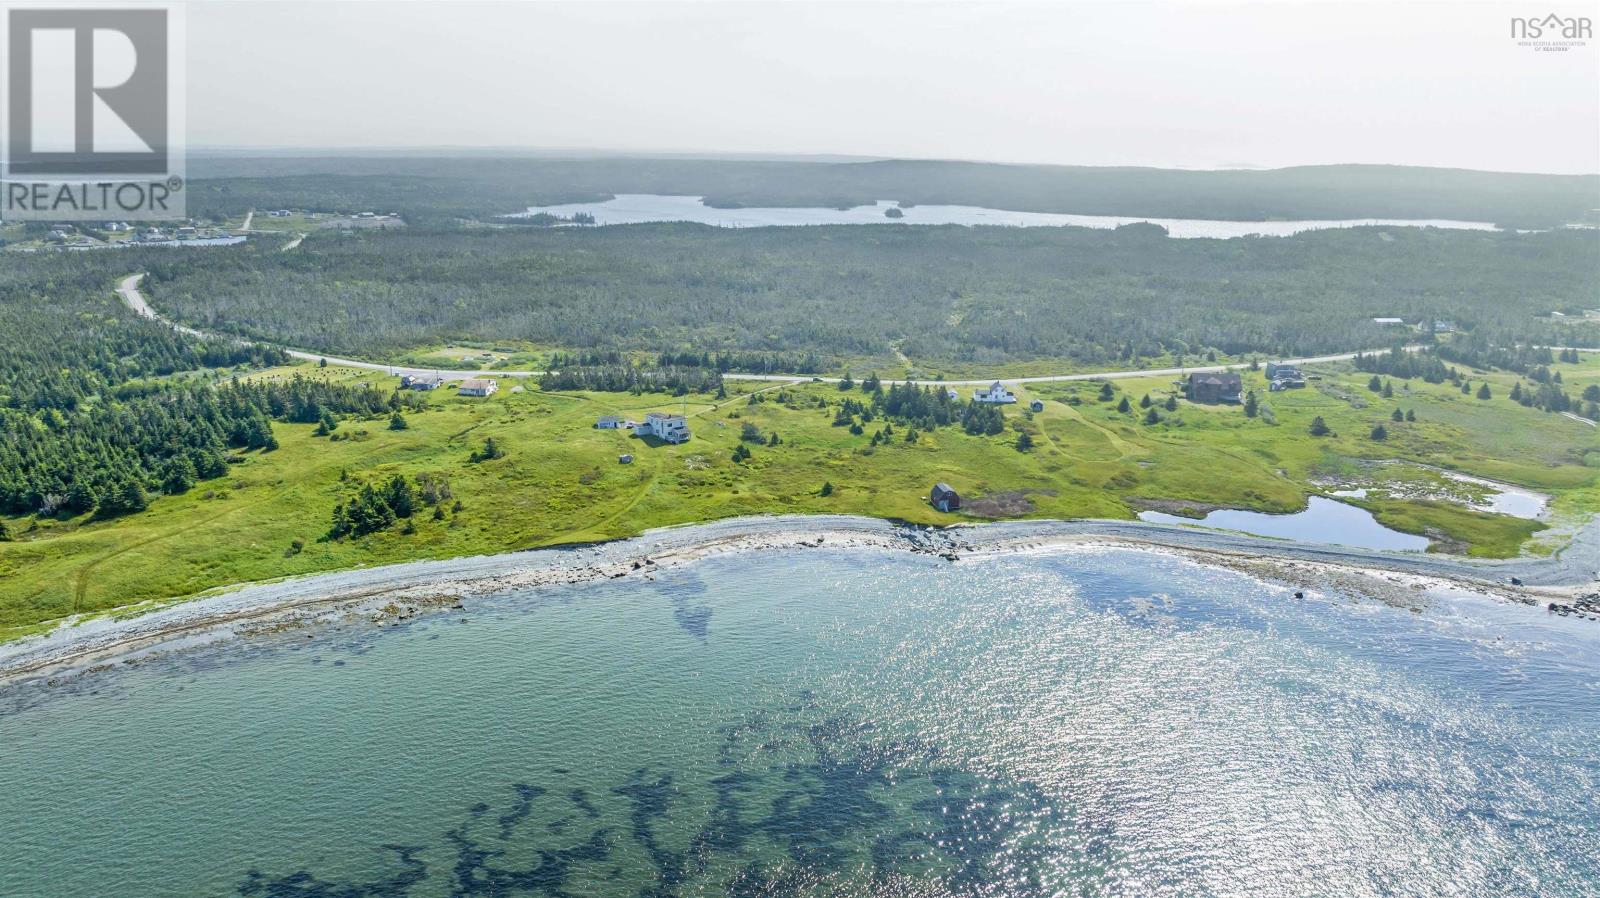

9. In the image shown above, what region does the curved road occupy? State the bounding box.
[120,271,1598,387]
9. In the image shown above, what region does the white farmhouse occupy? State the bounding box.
[457,378,498,397]
[972,381,1016,404]
[635,412,691,444]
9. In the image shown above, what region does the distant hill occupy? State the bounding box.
[187,156,1600,229]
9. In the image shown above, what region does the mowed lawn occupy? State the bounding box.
[2,355,1596,638]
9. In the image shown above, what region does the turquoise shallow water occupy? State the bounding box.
[2,546,1597,897]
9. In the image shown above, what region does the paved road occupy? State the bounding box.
[117,272,1599,388]
[118,273,531,380]
[731,350,1415,387]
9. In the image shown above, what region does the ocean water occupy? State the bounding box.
[2,545,1596,897]
[513,194,1503,239]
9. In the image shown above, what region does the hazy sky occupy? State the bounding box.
[186,1,1600,173]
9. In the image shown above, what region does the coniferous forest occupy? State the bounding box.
[0,251,424,517]
[140,223,1600,367]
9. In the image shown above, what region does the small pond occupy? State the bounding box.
[1138,496,1431,551]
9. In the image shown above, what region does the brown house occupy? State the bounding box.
[1186,372,1243,404]
[930,483,961,512]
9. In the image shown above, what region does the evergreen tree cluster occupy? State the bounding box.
[0,252,413,519]
[327,472,452,539]
[1352,346,1454,383]
[653,349,824,375]
[539,365,722,395]
[0,368,426,517]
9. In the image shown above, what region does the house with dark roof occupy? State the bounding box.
[1265,362,1306,391]
[1186,371,1243,404]
[972,382,1017,404]
[930,483,961,512]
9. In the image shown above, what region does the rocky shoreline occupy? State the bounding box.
[3,514,1597,687]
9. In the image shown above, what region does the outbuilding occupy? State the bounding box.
[930,482,961,512]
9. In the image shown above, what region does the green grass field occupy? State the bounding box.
[2,354,1596,640]
[245,211,324,232]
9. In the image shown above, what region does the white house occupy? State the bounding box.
[457,378,498,397]
[1372,317,1405,326]
[635,412,691,443]
[972,381,1016,404]
[946,388,960,401]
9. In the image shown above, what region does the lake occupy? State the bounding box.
[1137,495,1432,550]
[3,545,1596,897]
[512,194,1503,239]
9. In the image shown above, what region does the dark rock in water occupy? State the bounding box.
[1510,577,1523,586]
[1294,591,1305,599]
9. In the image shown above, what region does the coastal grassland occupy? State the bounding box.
[1,354,1596,638]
